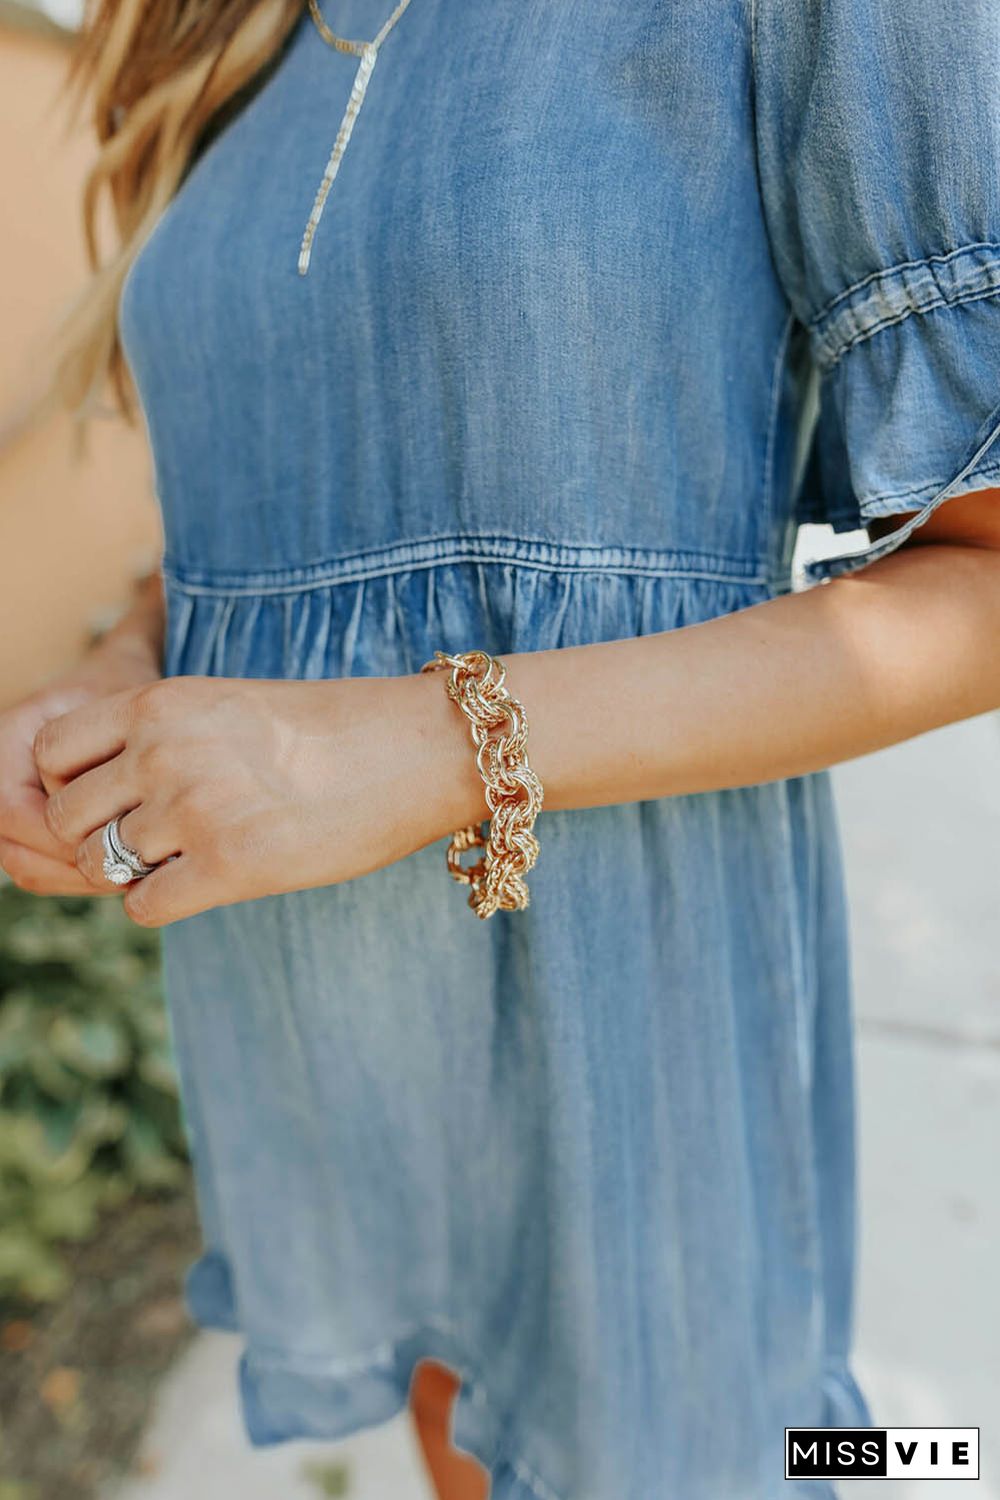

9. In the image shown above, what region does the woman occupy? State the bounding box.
[3,1,999,1496]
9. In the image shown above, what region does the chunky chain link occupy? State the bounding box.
[420,649,544,919]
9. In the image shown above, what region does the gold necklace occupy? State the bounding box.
[298,0,415,275]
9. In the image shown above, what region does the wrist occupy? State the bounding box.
[60,627,162,705]
[409,649,546,917]
[403,666,487,841]
[405,647,553,836]
[93,580,165,674]
[91,627,163,678]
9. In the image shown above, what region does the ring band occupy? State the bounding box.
[101,814,159,885]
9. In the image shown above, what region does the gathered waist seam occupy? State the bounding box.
[161,532,772,596]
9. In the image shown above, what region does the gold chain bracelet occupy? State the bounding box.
[420,649,544,919]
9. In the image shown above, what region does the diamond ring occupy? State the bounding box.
[101,814,159,885]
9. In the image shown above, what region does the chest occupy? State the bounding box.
[121,1,760,374]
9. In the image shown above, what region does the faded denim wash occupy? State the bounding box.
[118,1,1000,1496]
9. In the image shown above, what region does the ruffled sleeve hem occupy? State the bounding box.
[797,244,1000,584]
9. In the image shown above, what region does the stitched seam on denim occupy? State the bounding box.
[808,246,1000,369]
[859,454,1000,514]
[817,282,1000,370]
[165,529,737,580]
[162,533,766,585]
[163,558,771,598]
[162,534,770,595]
[247,1313,457,1375]
[813,241,1000,321]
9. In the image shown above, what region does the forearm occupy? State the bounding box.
[431,539,1000,828]
[26,534,999,925]
[82,568,166,679]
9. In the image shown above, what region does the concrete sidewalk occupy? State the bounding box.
[108,710,1000,1500]
[838,710,1000,1500]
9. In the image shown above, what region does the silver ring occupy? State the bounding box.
[101,814,159,885]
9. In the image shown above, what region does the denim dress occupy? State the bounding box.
[117,2,1000,1496]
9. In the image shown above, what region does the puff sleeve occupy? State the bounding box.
[753,0,1000,583]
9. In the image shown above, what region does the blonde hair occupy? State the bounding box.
[54,0,304,424]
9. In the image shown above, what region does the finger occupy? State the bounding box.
[0,837,114,896]
[32,686,138,788]
[43,752,136,849]
[74,804,181,893]
[0,783,85,861]
[121,854,208,928]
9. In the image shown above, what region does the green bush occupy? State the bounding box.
[0,878,188,1304]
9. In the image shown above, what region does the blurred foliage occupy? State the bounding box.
[301,1459,353,1497]
[0,878,188,1304]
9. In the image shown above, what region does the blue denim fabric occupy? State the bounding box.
[118,2,1000,1496]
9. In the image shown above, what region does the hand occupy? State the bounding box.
[0,640,163,896]
[31,672,484,927]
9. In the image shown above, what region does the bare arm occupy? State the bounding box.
[22,494,1000,928]
[88,567,166,680]
[430,487,1000,826]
